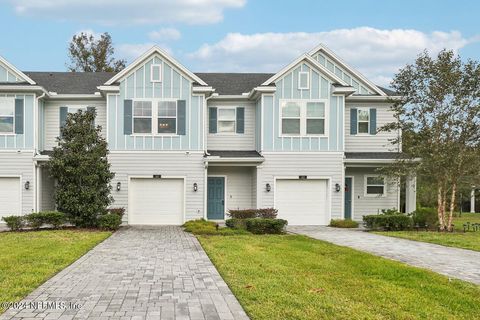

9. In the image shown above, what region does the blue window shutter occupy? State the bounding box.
[177,100,186,135]
[124,100,132,135]
[236,107,245,134]
[209,107,217,133]
[370,108,377,135]
[14,98,24,134]
[59,106,68,138]
[350,108,357,135]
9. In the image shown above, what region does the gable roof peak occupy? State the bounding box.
[0,55,36,85]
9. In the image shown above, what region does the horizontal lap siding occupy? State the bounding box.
[208,167,255,210]
[108,152,205,222]
[346,167,399,220]
[207,101,256,150]
[258,153,343,219]
[40,167,55,211]
[0,93,34,150]
[345,103,399,152]
[0,152,34,214]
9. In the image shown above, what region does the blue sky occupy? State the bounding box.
[0,0,478,86]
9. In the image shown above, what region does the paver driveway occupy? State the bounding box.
[1,226,248,320]
[289,226,480,285]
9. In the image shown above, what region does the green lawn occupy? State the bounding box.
[198,234,480,320]
[0,229,111,312]
[375,213,480,252]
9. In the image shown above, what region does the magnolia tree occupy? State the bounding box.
[382,50,480,231]
[47,110,115,227]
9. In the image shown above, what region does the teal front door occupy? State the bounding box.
[207,177,225,220]
[344,177,352,219]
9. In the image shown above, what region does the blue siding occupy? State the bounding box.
[0,93,34,150]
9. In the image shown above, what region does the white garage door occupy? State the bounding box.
[129,178,184,225]
[276,179,328,226]
[0,177,21,220]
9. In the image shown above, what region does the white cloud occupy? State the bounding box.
[117,43,158,61]
[187,27,478,86]
[7,0,245,25]
[148,28,181,41]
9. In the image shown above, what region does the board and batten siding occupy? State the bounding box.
[208,166,255,210]
[0,93,34,150]
[0,151,35,214]
[108,152,205,222]
[345,103,399,152]
[207,100,255,150]
[42,100,107,151]
[345,167,399,220]
[107,54,204,151]
[257,153,344,219]
[261,62,344,152]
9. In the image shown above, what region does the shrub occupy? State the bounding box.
[363,214,412,231]
[256,208,278,219]
[329,219,359,228]
[225,218,247,230]
[228,209,257,219]
[107,207,125,217]
[42,211,67,228]
[245,218,288,234]
[183,219,249,235]
[97,214,122,230]
[410,207,437,228]
[2,215,25,231]
[25,212,46,229]
[381,208,401,215]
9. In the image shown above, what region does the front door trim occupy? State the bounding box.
[207,175,227,220]
[344,176,354,220]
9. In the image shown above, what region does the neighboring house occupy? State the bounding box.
[0,44,416,225]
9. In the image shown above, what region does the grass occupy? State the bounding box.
[0,229,111,312]
[182,219,250,235]
[375,213,480,252]
[198,234,480,320]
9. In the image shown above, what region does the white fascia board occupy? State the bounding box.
[0,85,47,93]
[309,43,386,96]
[97,85,120,92]
[346,95,402,102]
[192,86,215,93]
[332,85,356,96]
[47,93,104,100]
[204,157,265,163]
[247,86,277,99]
[209,94,251,100]
[0,55,36,85]
[105,46,208,86]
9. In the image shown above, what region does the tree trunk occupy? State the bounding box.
[447,182,456,231]
[437,185,445,230]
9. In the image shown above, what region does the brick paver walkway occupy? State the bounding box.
[1,226,248,320]
[288,226,480,285]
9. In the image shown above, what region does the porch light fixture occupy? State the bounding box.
[116,182,121,191]
[24,181,30,190]
[193,182,198,192]
[266,183,271,192]
[335,183,341,192]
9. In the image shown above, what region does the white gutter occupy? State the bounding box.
[346,95,402,102]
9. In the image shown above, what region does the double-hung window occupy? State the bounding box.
[0,97,14,133]
[365,176,385,196]
[157,101,177,134]
[281,100,326,136]
[217,107,236,133]
[133,101,152,134]
[357,108,370,134]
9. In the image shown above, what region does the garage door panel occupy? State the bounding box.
[129,178,184,225]
[0,177,21,219]
[276,179,328,226]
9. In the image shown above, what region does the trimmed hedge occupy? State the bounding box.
[42,211,67,228]
[97,214,122,230]
[411,207,437,228]
[329,219,359,228]
[25,212,45,229]
[107,207,126,217]
[363,214,412,231]
[245,218,288,234]
[2,212,67,231]
[228,208,278,219]
[2,215,25,231]
[225,218,247,230]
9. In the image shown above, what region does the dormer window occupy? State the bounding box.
[298,71,309,90]
[151,64,162,83]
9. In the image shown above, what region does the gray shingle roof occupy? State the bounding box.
[345,152,407,160]
[195,73,274,95]
[206,150,263,158]
[378,86,398,96]
[24,71,116,94]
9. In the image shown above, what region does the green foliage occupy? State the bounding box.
[225,218,247,230]
[245,218,288,234]
[97,214,122,231]
[183,219,249,235]
[46,109,115,228]
[67,32,126,72]
[381,208,401,215]
[363,214,413,231]
[106,207,125,217]
[410,207,438,228]
[329,219,359,228]
[228,208,278,219]
[25,213,44,230]
[1,215,25,231]
[41,211,67,229]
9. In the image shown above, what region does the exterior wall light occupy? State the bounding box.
[266,183,271,192]
[335,183,341,192]
[24,181,30,190]
[193,182,198,192]
[116,182,121,191]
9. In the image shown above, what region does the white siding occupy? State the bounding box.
[345,167,399,220]
[258,153,343,220]
[207,100,256,150]
[208,166,255,211]
[345,103,400,152]
[0,151,34,215]
[43,100,107,151]
[108,152,205,222]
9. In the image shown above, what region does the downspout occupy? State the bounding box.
[34,92,46,212]
[204,93,218,156]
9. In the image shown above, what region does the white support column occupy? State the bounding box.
[405,175,417,214]
[471,188,476,213]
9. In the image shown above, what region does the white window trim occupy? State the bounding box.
[213,106,237,135]
[151,64,162,83]
[131,98,178,136]
[279,99,329,137]
[364,174,386,197]
[298,71,310,90]
[0,97,15,134]
[357,107,370,135]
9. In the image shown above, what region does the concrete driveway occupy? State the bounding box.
[1,226,248,320]
[289,226,480,285]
